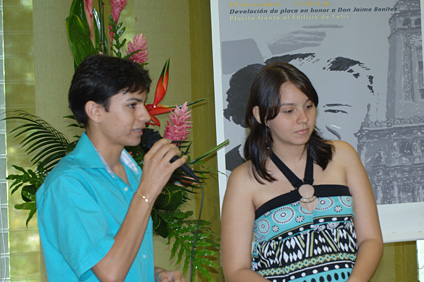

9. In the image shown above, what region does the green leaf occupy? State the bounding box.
[93,8,108,54]
[21,185,36,202]
[151,210,169,238]
[66,14,96,67]
[154,185,186,211]
[109,16,128,57]
[14,202,34,211]
[189,139,229,165]
[66,0,99,65]
[69,0,88,30]
[14,202,37,227]
[7,172,44,199]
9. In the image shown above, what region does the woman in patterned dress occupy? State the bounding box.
[221,62,383,282]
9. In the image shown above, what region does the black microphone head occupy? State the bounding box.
[139,128,199,180]
[140,128,162,152]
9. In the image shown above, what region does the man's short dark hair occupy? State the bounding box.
[224,53,374,128]
[69,54,152,126]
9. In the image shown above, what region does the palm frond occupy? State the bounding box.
[64,114,84,130]
[6,111,71,172]
[156,209,220,281]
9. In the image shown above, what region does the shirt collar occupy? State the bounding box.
[74,132,140,178]
[94,147,139,178]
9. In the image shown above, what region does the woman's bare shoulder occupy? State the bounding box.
[328,140,358,161]
[222,161,259,215]
[226,161,264,194]
[228,161,254,185]
[327,140,368,182]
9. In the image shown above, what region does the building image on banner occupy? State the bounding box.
[211,0,424,242]
[356,1,424,206]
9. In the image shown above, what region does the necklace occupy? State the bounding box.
[270,150,317,205]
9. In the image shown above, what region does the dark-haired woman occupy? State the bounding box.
[221,62,383,282]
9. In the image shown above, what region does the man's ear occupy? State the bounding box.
[252,106,262,124]
[85,101,103,123]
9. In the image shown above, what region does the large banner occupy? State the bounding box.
[211,0,424,242]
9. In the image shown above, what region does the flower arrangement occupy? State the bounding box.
[6,0,227,280]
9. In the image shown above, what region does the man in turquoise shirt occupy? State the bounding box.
[37,55,187,281]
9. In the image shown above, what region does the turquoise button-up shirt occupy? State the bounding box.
[37,132,154,281]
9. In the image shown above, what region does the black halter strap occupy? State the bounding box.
[270,150,314,188]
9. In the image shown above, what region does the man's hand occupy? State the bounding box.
[155,267,186,282]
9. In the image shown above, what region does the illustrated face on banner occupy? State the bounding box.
[223,54,376,171]
[300,62,376,147]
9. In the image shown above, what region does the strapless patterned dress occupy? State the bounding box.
[251,151,358,282]
[252,186,357,282]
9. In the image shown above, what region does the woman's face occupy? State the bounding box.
[263,82,317,149]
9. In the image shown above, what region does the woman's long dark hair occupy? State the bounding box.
[244,62,334,183]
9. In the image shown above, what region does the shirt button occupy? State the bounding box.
[143,254,146,259]
[124,187,128,192]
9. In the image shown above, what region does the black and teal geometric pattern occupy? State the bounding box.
[252,187,357,282]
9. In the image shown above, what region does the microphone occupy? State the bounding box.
[140,128,199,180]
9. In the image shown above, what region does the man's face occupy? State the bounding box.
[311,70,373,148]
[96,90,150,149]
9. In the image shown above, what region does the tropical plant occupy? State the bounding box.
[6,0,228,280]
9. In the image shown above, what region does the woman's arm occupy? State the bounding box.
[335,141,383,281]
[221,163,268,282]
[92,138,187,282]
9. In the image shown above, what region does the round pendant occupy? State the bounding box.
[298,184,316,203]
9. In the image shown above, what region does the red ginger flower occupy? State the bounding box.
[111,0,127,22]
[127,34,148,64]
[110,0,127,42]
[164,102,192,141]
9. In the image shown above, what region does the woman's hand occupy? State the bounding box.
[155,267,186,282]
[138,137,187,203]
